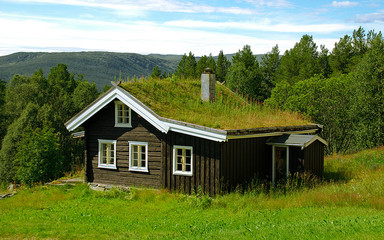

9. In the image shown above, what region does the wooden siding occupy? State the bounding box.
[289,147,304,174]
[304,140,324,176]
[85,100,163,188]
[221,137,272,191]
[162,131,221,195]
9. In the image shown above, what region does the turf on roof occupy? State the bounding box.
[119,77,312,130]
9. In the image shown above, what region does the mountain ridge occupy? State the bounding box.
[0,51,265,90]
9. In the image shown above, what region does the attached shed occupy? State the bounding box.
[65,72,326,194]
[266,134,327,183]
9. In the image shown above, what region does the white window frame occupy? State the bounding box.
[114,100,132,128]
[173,145,193,176]
[98,139,117,169]
[129,141,149,172]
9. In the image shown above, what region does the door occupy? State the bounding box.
[273,146,289,183]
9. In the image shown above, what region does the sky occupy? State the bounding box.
[0,0,383,56]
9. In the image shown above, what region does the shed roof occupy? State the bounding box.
[266,134,328,149]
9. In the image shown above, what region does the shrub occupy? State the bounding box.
[15,127,63,186]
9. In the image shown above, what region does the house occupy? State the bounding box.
[65,70,327,194]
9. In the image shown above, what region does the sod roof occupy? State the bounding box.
[119,78,312,130]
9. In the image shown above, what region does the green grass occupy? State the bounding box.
[2,148,384,239]
[120,77,311,129]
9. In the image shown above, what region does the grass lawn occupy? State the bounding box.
[2,148,384,239]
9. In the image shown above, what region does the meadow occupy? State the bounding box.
[1,147,384,239]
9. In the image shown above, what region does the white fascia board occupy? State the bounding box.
[304,135,328,147]
[167,122,227,142]
[66,88,169,133]
[66,89,119,131]
[115,94,169,133]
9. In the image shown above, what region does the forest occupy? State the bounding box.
[0,27,383,186]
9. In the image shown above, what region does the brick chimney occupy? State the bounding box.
[201,68,215,102]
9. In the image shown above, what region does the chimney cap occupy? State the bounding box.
[203,68,213,74]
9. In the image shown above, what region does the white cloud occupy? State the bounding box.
[0,13,341,56]
[355,12,384,23]
[164,20,356,34]
[10,0,256,15]
[331,1,358,7]
[245,0,292,8]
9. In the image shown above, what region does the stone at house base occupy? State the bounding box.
[88,183,131,192]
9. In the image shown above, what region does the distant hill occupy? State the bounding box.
[0,52,180,89]
[0,52,266,90]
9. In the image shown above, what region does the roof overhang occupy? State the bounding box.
[65,83,323,143]
[65,85,169,133]
[266,134,328,149]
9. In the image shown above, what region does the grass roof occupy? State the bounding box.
[119,77,312,130]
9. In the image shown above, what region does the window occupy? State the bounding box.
[173,146,193,176]
[115,101,131,127]
[98,139,117,169]
[129,141,148,172]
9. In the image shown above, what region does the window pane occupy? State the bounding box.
[186,165,191,172]
[133,145,138,153]
[133,159,138,167]
[177,163,182,171]
[133,152,138,160]
[185,156,191,164]
[177,156,182,164]
[186,149,191,156]
[141,160,146,168]
[177,149,182,155]
[102,156,106,164]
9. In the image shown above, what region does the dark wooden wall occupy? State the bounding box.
[162,131,221,195]
[289,147,304,173]
[221,137,272,191]
[304,140,324,176]
[85,100,163,188]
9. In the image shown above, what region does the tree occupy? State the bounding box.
[0,79,6,147]
[216,50,231,82]
[207,54,216,73]
[226,45,264,100]
[0,103,40,183]
[351,33,384,148]
[277,35,320,84]
[72,81,99,110]
[175,52,197,78]
[103,84,111,93]
[266,74,355,153]
[329,35,354,75]
[0,64,100,185]
[15,127,63,186]
[260,45,280,98]
[151,65,162,79]
[196,55,208,76]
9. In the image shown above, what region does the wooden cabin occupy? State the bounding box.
[65,71,326,194]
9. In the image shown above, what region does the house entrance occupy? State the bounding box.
[273,146,289,183]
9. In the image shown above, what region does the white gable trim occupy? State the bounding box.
[304,135,328,147]
[65,87,169,133]
[65,86,227,142]
[65,85,320,143]
[167,122,227,142]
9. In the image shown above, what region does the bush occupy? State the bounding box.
[15,127,63,186]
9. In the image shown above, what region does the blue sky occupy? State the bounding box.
[0,0,383,56]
